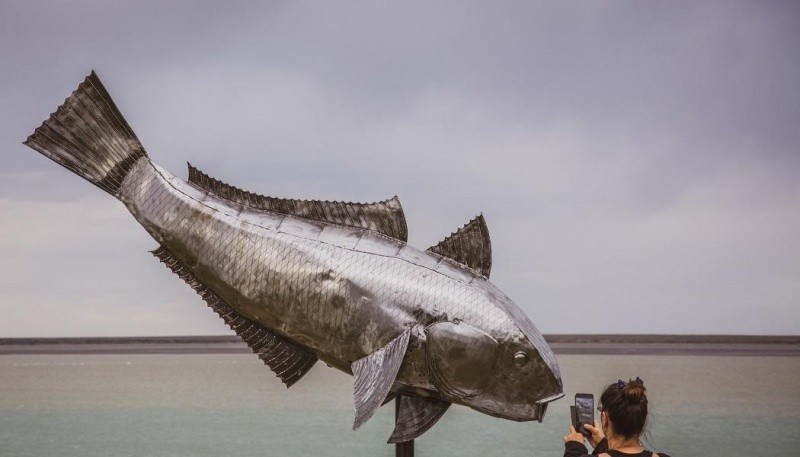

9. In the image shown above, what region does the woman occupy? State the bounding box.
[563,378,670,457]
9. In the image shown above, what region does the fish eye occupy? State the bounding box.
[513,351,528,367]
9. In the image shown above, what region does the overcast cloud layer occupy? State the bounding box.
[1,1,798,337]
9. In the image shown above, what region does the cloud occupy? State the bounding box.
[1,1,798,336]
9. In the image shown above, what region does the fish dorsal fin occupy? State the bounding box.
[388,394,451,443]
[187,163,408,242]
[427,214,492,277]
[351,328,411,430]
[151,245,317,387]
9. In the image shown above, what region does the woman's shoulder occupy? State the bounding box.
[604,451,671,457]
[563,440,591,457]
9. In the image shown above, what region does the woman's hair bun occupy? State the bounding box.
[622,377,646,403]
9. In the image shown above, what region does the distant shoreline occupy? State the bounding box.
[0,334,797,356]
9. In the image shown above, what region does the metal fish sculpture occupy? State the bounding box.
[22,71,563,443]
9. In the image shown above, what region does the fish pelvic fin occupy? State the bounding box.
[388,394,451,443]
[151,245,317,387]
[186,163,409,241]
[351,328,411,430]
[23,71,149,198]
[427,214,492,277]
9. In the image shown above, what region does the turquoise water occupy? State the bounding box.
[1,353,798,456]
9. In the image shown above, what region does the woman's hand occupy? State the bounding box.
[583,421,605,448]
[563,425,585,444]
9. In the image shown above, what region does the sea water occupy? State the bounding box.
[1,353,798,456]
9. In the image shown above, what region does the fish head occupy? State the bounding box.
[424,305,563,421]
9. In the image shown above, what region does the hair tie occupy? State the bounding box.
[616,379,626,389]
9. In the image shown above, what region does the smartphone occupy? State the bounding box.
[573,393,594,437]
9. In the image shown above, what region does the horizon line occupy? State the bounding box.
[2,333,798,345]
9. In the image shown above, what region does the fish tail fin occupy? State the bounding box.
[23,71,149,198]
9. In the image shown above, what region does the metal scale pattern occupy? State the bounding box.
[151,245,317,387]
[121,159,519,365]
[22,71,564,444]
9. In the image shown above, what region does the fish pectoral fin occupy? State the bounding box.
[388,394,451,443]
[151,245,317,388]
[186,163,408,241]
[381,392,397,407]
[351,328,411,430]
[427,214,492,277]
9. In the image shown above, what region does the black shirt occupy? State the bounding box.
[564,438,671,457]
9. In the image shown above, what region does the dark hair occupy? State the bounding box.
[599,377,648,439]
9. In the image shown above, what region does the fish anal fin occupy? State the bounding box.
[427,214,492,277]
[187,163,408,241]
[151,245,317,387]
[351,329,411,430]
[388,394,451,443]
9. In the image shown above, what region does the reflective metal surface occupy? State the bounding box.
[352,329,411,430]
[22,71,564,443]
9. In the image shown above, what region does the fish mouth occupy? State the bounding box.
[532,391,565,422]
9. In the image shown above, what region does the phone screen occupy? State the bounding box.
[574,394,594,436]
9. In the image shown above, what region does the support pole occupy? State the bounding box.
[395,396,414,457]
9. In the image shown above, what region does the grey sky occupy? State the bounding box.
[1,1,798,337]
